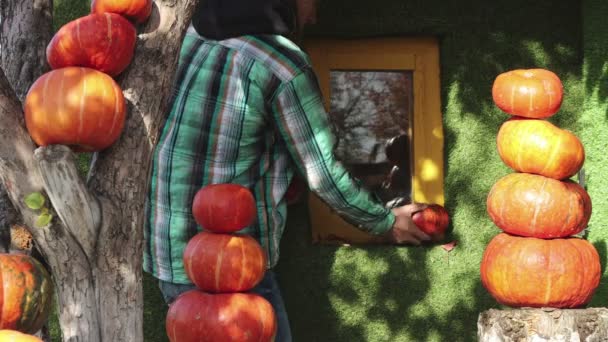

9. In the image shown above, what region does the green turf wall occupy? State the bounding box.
[277,1,590,341]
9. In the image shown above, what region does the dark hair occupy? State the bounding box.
[192,0,298,40]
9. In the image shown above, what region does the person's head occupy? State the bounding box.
[192,0,319,41]
[295,0,319,30]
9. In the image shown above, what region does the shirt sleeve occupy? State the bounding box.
[270,68,395,235]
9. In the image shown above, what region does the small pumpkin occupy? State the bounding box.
[497,117,584,180]
[192,184,257,233]
[492,68,563,118]
[166,290,277,342]
[0,254,54,334]
[24,67,126,152]
[46,13,136,76]
[480,233,600,308]
[487,173,591,238]
[0,330,43,342]
[91,0,153,24]
[412,204,449,241]
[183,232,266,293]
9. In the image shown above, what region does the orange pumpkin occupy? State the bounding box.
[166,290,277,342]
[497,117,584,180]
[192,184,257,233]
[480,233,600,308]
[24,67,126,152]
[46,13,136,76]
[0,330,43,342]
[91,0,153,24]
[412,204,450,241]
[487,173,591,238]
[183,232,266,293]
[0,254,54,333]
[492,68,563,118]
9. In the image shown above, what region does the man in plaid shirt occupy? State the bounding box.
[144,0,430,340]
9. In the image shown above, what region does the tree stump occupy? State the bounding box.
[478,308,608,341]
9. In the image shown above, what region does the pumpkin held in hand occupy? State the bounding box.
[192,183,257,233]
[0,330,43,342]
[91,0,153,24]
[166,290,277,342]
[487,173,591,238]
[480,233,600,308]
[183,232,266,293]
[46,13,136,76]
[497,117,584,180]
[24,67,126,152]
[0,254,53,334]
[412,204,449,241]
[492,68,563,118]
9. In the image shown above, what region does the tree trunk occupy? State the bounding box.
[0,0,53,255]
[0,1,199,341]
[0,0,52,101]
[478,308,608,342]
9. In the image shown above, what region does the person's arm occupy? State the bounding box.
[270,68,395,235]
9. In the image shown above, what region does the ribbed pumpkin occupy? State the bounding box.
[497,117,584,180]
[0,254,53,333]
[166,290,276,342]
[24,67,126,152]
[480,233,600,308]
[91,0,153,24]
[183,232,266,293]
[0,330,43,342]
[492,68,563,118]
[46,13,136,76]
[487,173,591,238]
[192,184,257,233]
[412,204,450,241]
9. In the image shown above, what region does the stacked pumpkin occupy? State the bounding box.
[23,0,153,151]
[166,184,277,342]
[480,69,600,308]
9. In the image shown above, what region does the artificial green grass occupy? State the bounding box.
[45,1,603,342]
[276,1,586,341]
[581,0,608,307]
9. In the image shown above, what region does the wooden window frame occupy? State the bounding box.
[304,37,444,244]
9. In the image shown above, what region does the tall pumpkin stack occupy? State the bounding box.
[23,0,153,152]
[165,184,278,342]
[480,69,601,308]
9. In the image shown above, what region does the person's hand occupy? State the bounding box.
[385,203,431,245]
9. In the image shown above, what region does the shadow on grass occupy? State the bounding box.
[277,201,500,342]
[589,239,608,308]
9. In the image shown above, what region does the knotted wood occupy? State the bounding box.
[478,308,608,342]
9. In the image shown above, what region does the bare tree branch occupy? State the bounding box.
[86,3,199,340]
[35,146,101,261]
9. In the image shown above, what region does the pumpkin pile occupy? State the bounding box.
[23,0,153,152]
[166,184,277,342]
[481,69,600,308]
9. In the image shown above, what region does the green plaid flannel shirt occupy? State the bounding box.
[144,28,395,284]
